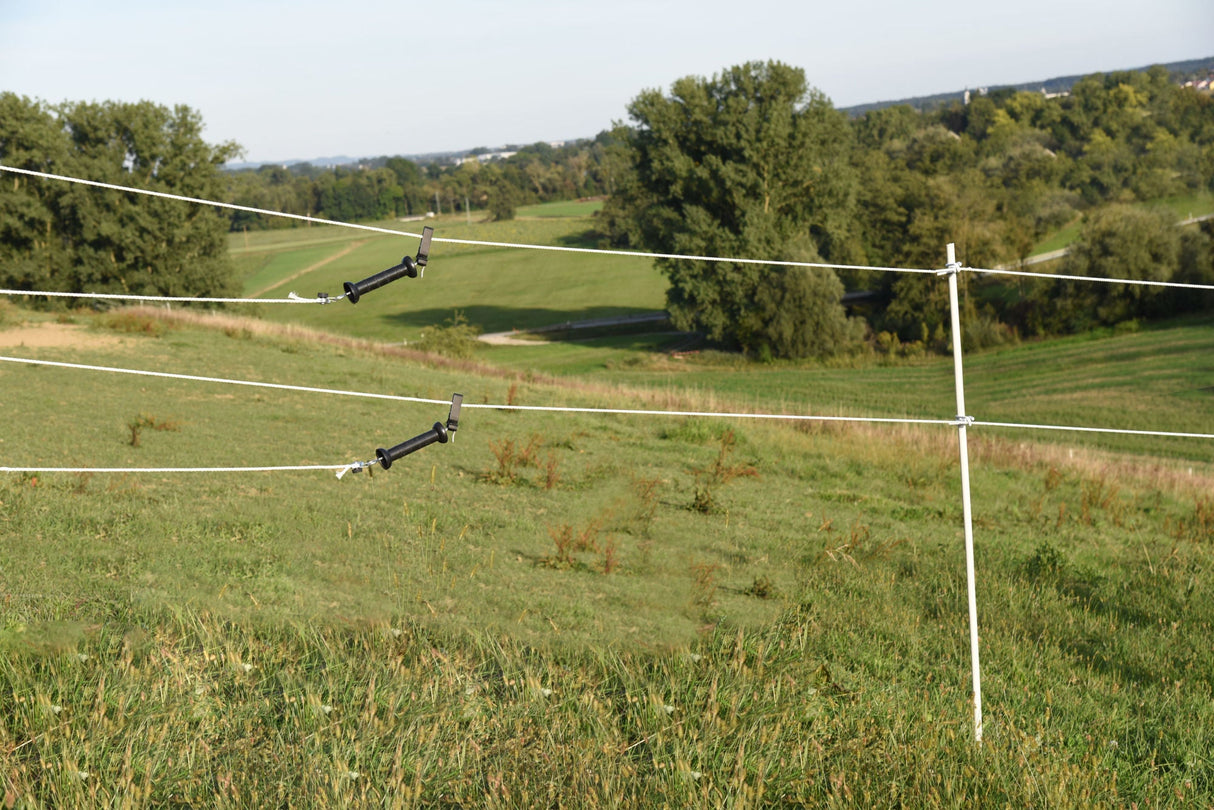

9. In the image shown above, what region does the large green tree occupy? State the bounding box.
[0,94,240,300]
[1034,205,1182,331]
[611,61,864,358]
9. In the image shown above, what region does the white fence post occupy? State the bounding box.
[943,242,984,743]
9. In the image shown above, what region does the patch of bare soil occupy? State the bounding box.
[0,322,130,350]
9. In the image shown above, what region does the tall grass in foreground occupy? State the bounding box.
[3,547,1212,809]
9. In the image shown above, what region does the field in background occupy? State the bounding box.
[231,211,666,344]
[0,305,1211,804]
[486,315,1214,463]
[517,199,606,218]
[230,195,1214,357]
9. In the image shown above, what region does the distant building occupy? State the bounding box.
[454,151,517,166]
[962,88,989,105]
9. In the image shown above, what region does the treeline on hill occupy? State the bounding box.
[2,62,1213,358]
[600,62,1214,357]
[0,94,239,299]
[222,62,1214,357]
[222,134,630,229]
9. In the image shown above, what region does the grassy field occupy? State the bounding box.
[517,200,606,218]
[1162,189,1214,222]
[1,302,1212,805]
[231,213,666,342]
[482,314,1214,463]
[1033,218,1084,256]
[4,204,1213,804]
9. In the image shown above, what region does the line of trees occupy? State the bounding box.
[223,133,632,228]
[0,93,239,299]
[603,61,1214,358]
[225,61,1212,358]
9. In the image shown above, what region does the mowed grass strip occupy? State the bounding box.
[234,214,666,341]
[517,199,606,218]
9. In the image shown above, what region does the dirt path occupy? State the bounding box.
[478,312,668,346]
[479,330,545,346]
[0,322,130,349]
[247,239,368,298]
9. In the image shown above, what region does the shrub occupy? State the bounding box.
[415,311,480,358]
[0,299,26,328]
[99,311,169,337]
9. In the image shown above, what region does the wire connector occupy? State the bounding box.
[288,291,343,304]
[374,392,463,470]
[936,260,964,277]
[952,414,975,427]
[344,226,434,304]
[336,459,376,479]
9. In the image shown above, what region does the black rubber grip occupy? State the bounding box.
[376,422,449,469]
[343,256,417,304]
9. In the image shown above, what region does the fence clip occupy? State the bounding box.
[937,260,964,277]
[343,226,434,304]
[952,414,975,427]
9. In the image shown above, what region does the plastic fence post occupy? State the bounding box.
[945,242,984,744]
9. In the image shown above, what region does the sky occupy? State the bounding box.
[2,0,1211,165]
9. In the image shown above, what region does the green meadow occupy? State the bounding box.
[1,206,1212,805]
[235,211,666,342]
[517,199,606,218]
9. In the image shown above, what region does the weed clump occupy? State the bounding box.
[689,430,757,514]
[743,575,778,600]
[127,413,181,447]
[1169,497,1213,543]
[690,560,721,607]
[629,476,661,533]
[484,434,546,485]
[1021,542,1069,581]
[541,517,617,573]
[542,452,561,491]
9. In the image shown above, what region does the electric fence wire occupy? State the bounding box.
[968,265,1214,291]
[0,463,364,474]
[0,354,954,427]
[4,165,1213,296]
[1,354,1210,478]
[0,164,938,283]
[972,420,1214,441]
[0,288,332,305]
